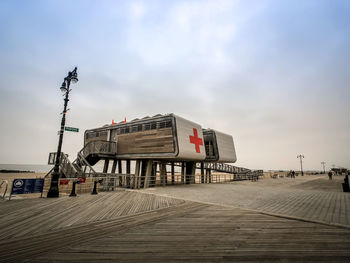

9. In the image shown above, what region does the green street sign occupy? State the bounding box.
[65,126,79,132]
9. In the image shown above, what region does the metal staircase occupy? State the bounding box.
[46,152,80,178]
[46,140,117,178]
[80,140,117,166]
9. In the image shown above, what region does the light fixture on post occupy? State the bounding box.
[47,67,78,198]
[60,81,67,92]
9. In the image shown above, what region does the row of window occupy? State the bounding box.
[117,120,172,135]
[86,120,173,138]
[86,131,108,139]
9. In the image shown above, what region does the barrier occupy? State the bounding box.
[9,178,44,200]
[0,180,8,199]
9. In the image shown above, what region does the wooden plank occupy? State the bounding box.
[117,128,174,154]
[0,202,205,263]
[18,202,350,263]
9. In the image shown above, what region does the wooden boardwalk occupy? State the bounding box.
[141,175,350,227]
[0,190,184,241]
[1,184,350,262]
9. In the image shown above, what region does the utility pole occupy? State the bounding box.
[47,67,78,198]
[321,161,326,174]
[297,154,304,176]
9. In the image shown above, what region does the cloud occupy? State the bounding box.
[125,0,238,67]
[0,0,349,171]
[129,2,146,21]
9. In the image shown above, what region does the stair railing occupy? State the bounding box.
[71,140,117,178]
[60,153,78,177]
[73,152,97,177]
[80,140,117,158]
[45,152,78,178]
[0,180,8,199]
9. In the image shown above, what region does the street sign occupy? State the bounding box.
[65,126,79,132]
[10,179,44,200]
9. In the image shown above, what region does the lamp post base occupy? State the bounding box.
[69,182,77,197]
[47,187,59,198]
[47,171,60,198]
[91,181,98,195]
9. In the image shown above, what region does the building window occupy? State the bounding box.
[166,120,172,128]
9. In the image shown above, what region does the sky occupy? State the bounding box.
[0,0,349,171]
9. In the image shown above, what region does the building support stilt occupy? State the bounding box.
[143,160,153,189]
[160,162,167,186]
[150,162,157,187]
[185,162,196,184]
[111,160,117,174]
[103,159,109,173]
[134,160,141,189]
[118,160,123,186]
[181,162,185,184]
[201,162,204,183]
[171,162,175,185]
[126,160,131,188]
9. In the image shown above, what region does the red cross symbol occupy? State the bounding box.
[189,128,203,153]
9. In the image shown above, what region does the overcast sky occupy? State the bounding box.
[0,0,349,171]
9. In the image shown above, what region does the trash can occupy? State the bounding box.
[342,183,349,192]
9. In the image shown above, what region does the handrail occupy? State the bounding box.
[193,162,251,174]
[45,153,79,178]
[0,180,8,199]
[61,153,78,177]
[44,167,54,178]
[44,141,116,179]
[76,152,96,174]
[80,140,117,158]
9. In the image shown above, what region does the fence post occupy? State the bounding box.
[91,180,98,195]
[69,181,78,197]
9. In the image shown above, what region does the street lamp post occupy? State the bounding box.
[321,161,326,174]
[297,154,304,176]
[47,67,78,198]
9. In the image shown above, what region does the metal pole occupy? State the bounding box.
[321,161,326,174]
[91,180,98,195]
[47,67,77,198]
[297,154,304,176]
[69,181,77,197]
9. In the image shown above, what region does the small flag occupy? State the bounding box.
[124,117,126,123]
[112,119,115,125]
